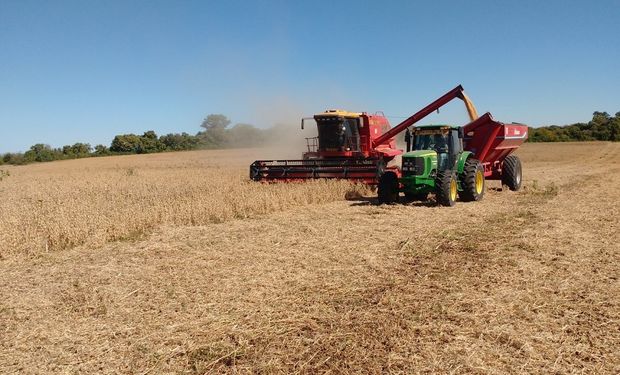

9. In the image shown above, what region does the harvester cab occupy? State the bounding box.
[302,110,365,158]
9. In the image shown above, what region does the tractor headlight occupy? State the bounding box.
[402,157,425,176]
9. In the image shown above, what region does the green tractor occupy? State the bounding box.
[378,125,486,206]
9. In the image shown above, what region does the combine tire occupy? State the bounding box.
[459,158,485,202]
[404,192,428,202]
[435,170,457,207]
[378,172,399,204]
[502,155,522,191]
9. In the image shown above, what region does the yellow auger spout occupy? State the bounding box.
[461,91,479,122]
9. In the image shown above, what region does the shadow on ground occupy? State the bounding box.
[347,196,438,207]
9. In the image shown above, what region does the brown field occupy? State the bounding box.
[1,142,619,373]
[0,149,367,257]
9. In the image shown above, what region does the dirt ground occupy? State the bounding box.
[1,142,619,374]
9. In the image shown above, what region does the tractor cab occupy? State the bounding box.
[405,125,463,170]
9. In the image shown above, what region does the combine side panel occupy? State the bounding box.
[463,112,528,178]
[250,158,384,184]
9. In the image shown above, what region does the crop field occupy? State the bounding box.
[0,142,619,373]
[0,148,370,257]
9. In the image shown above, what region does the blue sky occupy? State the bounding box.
[1,0,619,153]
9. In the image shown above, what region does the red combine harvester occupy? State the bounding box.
[250,85,479,184]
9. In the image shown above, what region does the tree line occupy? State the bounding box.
[528,111,620,142]
[0,114,287,165]
[2,111,619,165]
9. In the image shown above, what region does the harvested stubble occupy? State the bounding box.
[0,142,619,374]
[0,149,368,257]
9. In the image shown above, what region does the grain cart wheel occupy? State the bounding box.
[378,171,399,204]
[502,155,523,191]
[404,192,428,202]
[459,158,485,202]
[435,170,457,207]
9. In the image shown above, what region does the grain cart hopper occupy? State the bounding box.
[378,113,528,206]
[249,85,478,184]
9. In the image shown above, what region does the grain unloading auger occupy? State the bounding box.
[250,85,479,184]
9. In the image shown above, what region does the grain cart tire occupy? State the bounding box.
[404,192,428,202]
[378,171,399,204]
[502,155,522,191]
[435,170,457,207]
[459,158,485,202]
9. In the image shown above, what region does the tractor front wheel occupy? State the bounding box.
[378,172,399,204]
[459,158,485,202]
[502,155,523,191]
[435,170,458,207]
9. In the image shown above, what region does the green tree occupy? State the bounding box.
[71,142,92,156]
[110,134,143,153]
[200,114,231,146]
[24,144,57,162]
[609,113,620,141]
[3,153,27,165]
[528,111,620,143]
[139,131,164,153]
[62,145,74,156]
[590,111,612,141]
[591,111,611,125]
[160,132,199,151]
[94,144,110,155]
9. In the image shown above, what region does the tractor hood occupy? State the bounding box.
[403,150,436,158]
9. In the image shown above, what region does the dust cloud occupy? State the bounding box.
[242,96,319,160]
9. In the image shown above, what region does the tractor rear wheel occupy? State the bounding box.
[502,155,522,191]
[404,192,428,202]
[378,171,399,204]
[459,158,485,202]
[435,170,457,207]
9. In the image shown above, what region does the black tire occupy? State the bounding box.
[404,192,428,202]
[459,158,485,202]
[435,170,457,207]
[375,158,387,181]
[378,171,399,204]
[502,155,522,191]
